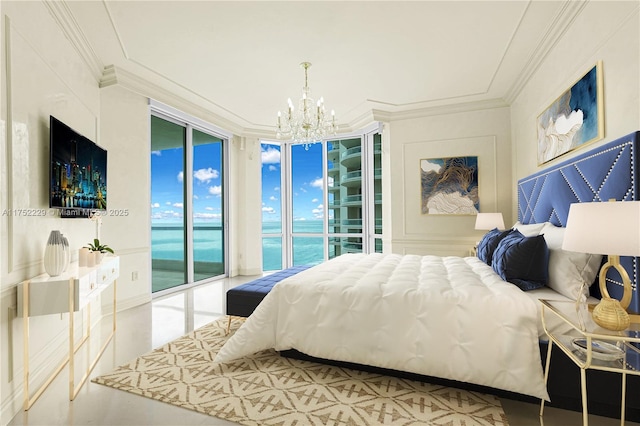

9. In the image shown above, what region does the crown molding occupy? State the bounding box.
[100,65,250,136]
[383,98,509,122]
[101,66,509,139]
[503,0,587,104]
[43,0,104,81]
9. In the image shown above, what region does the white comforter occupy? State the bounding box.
[215,253,549,400]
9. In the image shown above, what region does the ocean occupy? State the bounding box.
[151,220,326,272]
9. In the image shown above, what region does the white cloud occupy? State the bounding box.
[193,167,219,183]
[165,201,171,205]
[312,204,325,218]
[159,210,183,219]
[262,206,276,214]
[310,178,323,189]
[268,165,277,172]
[173,202,183,208]
[274,187,280,191]
[205,206,214,211]
[261,146,281,164]
[269,196,277,201]
[151,203,160,208]
[193,195,199,199]
[151,151,161,156]
[209,185,222,196]
[299,187,307,193]
[177,171,184,182]
[294,217,306,221]
[311,198,319,203]
[193,212,222,220]
[328,176,334,187]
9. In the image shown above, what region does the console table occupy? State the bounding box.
[17,255,119,410]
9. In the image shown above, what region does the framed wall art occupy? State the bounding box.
[537,61,604,165]
[420,156,479,214]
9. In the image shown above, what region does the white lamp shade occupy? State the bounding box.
[474,213,505,230]
[562,201,640,256]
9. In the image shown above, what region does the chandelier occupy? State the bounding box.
[276,62,337,145]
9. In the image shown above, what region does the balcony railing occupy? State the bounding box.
[341,146,362,159]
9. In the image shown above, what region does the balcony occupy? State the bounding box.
[342,194,362,206]
[341,146,362,168]
[340,170,362,187]
[151,224,224,292]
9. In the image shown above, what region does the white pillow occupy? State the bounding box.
[512,221,546,237]
[539,222,603,300]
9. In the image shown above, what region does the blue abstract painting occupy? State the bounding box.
[420,156,479,214]
[536,61,604,165]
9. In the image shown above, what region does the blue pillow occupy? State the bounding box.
[491,230,549,291]
[477,228,512,265]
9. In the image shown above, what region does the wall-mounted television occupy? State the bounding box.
[49,116,107,218]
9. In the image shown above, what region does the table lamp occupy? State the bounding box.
[562,201,640,331]
[474,212,505,231]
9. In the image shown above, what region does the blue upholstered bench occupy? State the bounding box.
[225,265,312,333]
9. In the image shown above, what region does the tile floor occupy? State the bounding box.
[7,275,639,426]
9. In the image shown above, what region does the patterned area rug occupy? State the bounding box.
[93,317,509,425]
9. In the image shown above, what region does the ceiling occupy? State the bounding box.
[64,1,577,133]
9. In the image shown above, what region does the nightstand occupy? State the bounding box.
[540,299,640,425]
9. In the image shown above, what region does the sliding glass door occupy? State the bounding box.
[151,112,227,293]
[151,116,187,292]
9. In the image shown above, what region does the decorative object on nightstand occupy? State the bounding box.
[562,200,640,331]
[43,230,67,277]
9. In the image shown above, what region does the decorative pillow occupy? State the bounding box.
[477,228,512,265]
[492,230,549,291]
[539,222,603,300]
[512,221,546,237]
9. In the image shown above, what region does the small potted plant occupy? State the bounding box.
[86,238,114,264]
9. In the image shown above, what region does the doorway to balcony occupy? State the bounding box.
[150,105,229,294]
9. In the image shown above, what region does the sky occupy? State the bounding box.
[150,143,223,224]
[261,142,329,224]
[150,140,328,226]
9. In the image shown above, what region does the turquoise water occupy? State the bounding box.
[152,220,326,271]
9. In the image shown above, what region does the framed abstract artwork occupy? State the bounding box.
[420,156,479,214]
[537,61,604,165]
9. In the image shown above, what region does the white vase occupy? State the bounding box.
[61,234,70,272]
[43,230,66,277]
[93,251,105,265]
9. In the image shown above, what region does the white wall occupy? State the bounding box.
[387,106,512,256]
[0,2,101,422]
[510,1,640,220]
[99,85,152,311]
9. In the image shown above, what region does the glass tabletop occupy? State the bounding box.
[541,299,640,372]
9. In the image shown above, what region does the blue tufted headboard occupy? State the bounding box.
[517,131,640,314]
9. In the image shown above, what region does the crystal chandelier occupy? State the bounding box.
[276,62,337,145]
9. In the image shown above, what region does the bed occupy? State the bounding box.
[215,130,640,416]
